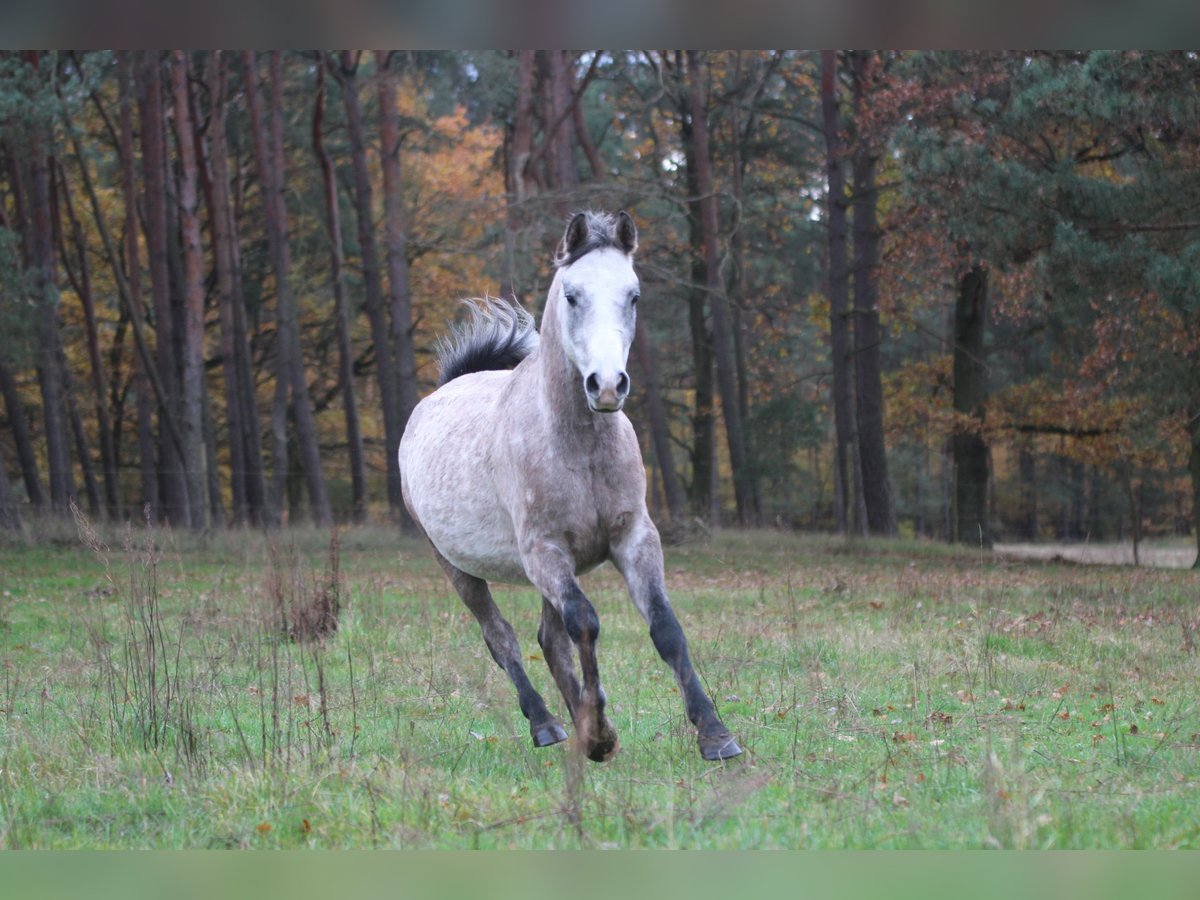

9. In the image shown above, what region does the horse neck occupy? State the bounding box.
[537,275,611,438]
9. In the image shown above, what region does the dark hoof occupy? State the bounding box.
[585,733,619,763]
[578,720,619,762]
[532,721,569,747]
[699,733,743,761]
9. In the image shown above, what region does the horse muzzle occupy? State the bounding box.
[585,371,629,413]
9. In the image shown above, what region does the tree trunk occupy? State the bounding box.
[117,52,158,518]
[952,264,991,548]
[66,374,101,515]
[546,50,580,210]
[821,50,855,536]
[376,50,420,528]
[1018,442,1038,540]
[195,51,247,524]
[567,54,605,180]
[169,50,209,531]
[850,51,895,537]
[19,54,74,514]
[56,161,120,519]
[0,363,44,508]
[633,318,686,522]
[243,50,332,526]
[197,51,268,525]
[0,441,21,530]
[1188,405,1200,568]
[331,50,404,517]
[137,50,189,526]
[314,65,367,522]
[687,51,755,525]
[679,76,716,522]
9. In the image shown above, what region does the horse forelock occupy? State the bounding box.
[554,210,628,268]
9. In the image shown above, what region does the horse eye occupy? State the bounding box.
[631,292,640,306]
[565,292,577,307]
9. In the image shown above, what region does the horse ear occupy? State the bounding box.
[615,210,638,256]
[560,212,589,261]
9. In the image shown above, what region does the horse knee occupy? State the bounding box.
[561,589,600,644]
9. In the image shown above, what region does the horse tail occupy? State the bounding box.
[437,297,539,387]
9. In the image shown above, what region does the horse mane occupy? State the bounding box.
[437,297,540,387]
[554,210,634,268]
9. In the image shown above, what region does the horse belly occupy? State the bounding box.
[426,501,528,584]
[399,378,530,585]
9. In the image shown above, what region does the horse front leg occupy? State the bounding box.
[432,550,568,749]
[524,543,618,762]
[612,522,742,761]
[537,596,583,722]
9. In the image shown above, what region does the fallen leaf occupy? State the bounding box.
[256,822,272,835]
[301,819,312,834]
[892,731,916,743]
[1058,711,1071,720]
[1130,724,1139,735]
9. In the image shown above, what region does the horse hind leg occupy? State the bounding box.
[433,551,567,749]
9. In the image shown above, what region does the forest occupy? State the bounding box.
[1,50,1198,559]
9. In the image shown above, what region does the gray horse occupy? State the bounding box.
[399,210,741,762]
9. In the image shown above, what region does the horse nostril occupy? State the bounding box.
[585,373,600,397]
[616,372,629,397]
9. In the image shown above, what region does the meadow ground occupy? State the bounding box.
[2,518,1199,849]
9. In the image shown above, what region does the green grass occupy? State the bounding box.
[2,520,1200,848]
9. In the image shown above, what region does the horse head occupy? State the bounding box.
[552,210,640,414]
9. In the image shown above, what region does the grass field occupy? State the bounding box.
[2,518,1199,849]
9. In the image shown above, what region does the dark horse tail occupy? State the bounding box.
[437,298,540,387]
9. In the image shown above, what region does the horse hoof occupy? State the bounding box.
[586,734,619,763]
[532,721,569,747]
[699,733,743,761]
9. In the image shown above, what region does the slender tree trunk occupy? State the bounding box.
[56,162,119,519]
[198,50,267,525]
[821,50,855,536]
[1187,404,1200,568]
[376,51,420,527]
[331,50,404,517]
[850,51,895,537]
[195,51,246,524]
[68,85,190,523]
[687,51,754,523]
[202,384,225,526]
[243,50,332,526]
[509,51,537,204]
[676,103,710,520]
[727,52,768,519]
[0,363,44,508]
[66,375,101,515]
[633,318,686,522]
[116,52,158,518]
[20,54,73,514]
[567,54,605,179]
[169,50,209,530]
[1018,442,1038,540]
[952,263,991,548]
[679,96,716,521]
[137,50,189,525]
[314,65,367,522]
[0,442,21,530]
[546,50,580,211]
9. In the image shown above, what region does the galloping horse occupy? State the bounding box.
[399,211,741,762]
